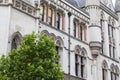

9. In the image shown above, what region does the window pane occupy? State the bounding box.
[48,8,52,25]
[57,13,60,29]
[40,5,44,21]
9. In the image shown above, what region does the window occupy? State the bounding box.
[11,38,17,50]
[56,13,61,29]
[75,47,86,78]
[73,22,77,37]
[102,60,108,80]
[56,46,60,64]
[75,54,79,76]
[115,66,119,80]
[80,25,83,40]
[113,47,115,58]
[102,68,107,80]
[55,38,64,65]
[111,64,116,80]
[56,46,59,54]
[80,56,84,77]
[108,18,115,58]
[11,33,22,51]
[108,24,111,36]
[48,7,53,25]
[40,4,45,21]
[109,44,111,57]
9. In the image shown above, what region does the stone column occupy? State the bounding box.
[103,20,109,56]
[114,27,119,60]
[107,69,111,80]
[92,60,97,80]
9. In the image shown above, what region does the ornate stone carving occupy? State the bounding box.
[89,41,102,58]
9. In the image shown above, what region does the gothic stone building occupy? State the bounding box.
[0,0,120,80]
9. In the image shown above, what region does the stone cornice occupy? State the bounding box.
[100,54,119,63]
[100,2,118,20]
[45,0,90,23]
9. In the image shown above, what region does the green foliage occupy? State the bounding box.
[0,33,64,80]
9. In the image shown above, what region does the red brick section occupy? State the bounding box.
[46,6,48,22]
[62,14,65,30]
[54,11,57,27]
[78,23,80,39]
[84,25,87,41]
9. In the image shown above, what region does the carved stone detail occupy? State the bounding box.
[89,41,102,58]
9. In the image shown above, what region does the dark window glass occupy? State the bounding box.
[11,38,17,50]
[48,8,53,25]
[81,56,84,77]
[74,22,77,37]
[80,26,83,40]
[40,5,45,21]
[75,54,78,76]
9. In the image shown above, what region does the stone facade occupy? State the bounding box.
[0,0,120,80]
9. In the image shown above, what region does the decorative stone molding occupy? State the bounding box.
[86,5,100,10]
[8,31,23,43]
[12,0,36,17]
[40,21,89,45]
[41,0,90,23]
[0,0,36,17]
[100,2,118,20]
[89,41,102,58]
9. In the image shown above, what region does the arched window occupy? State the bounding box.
[80,50,86,78]
[110,64,116,80]
[75,47,80,76]
[11,32,22,51]
[74,46,86,79]
[102,60,108,80]
[55,37,64,65]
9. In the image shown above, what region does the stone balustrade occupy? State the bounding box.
[0,0,36,17]
[12,0,36,17]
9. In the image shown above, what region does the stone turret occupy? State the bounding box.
[86,0,102,58]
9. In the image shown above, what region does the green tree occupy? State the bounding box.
[0,33,64,80]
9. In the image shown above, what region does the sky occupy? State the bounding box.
[112,0,116,6]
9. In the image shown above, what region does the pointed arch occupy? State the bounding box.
[10,32,22,50]
[40,30,50,36]
[49,33,56,42]
[74,45,81,54]
[102,60,108,80]
[110,63,115,72]
[55,36,64,47]
[80,47,87,57]
[102,60,108,69]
